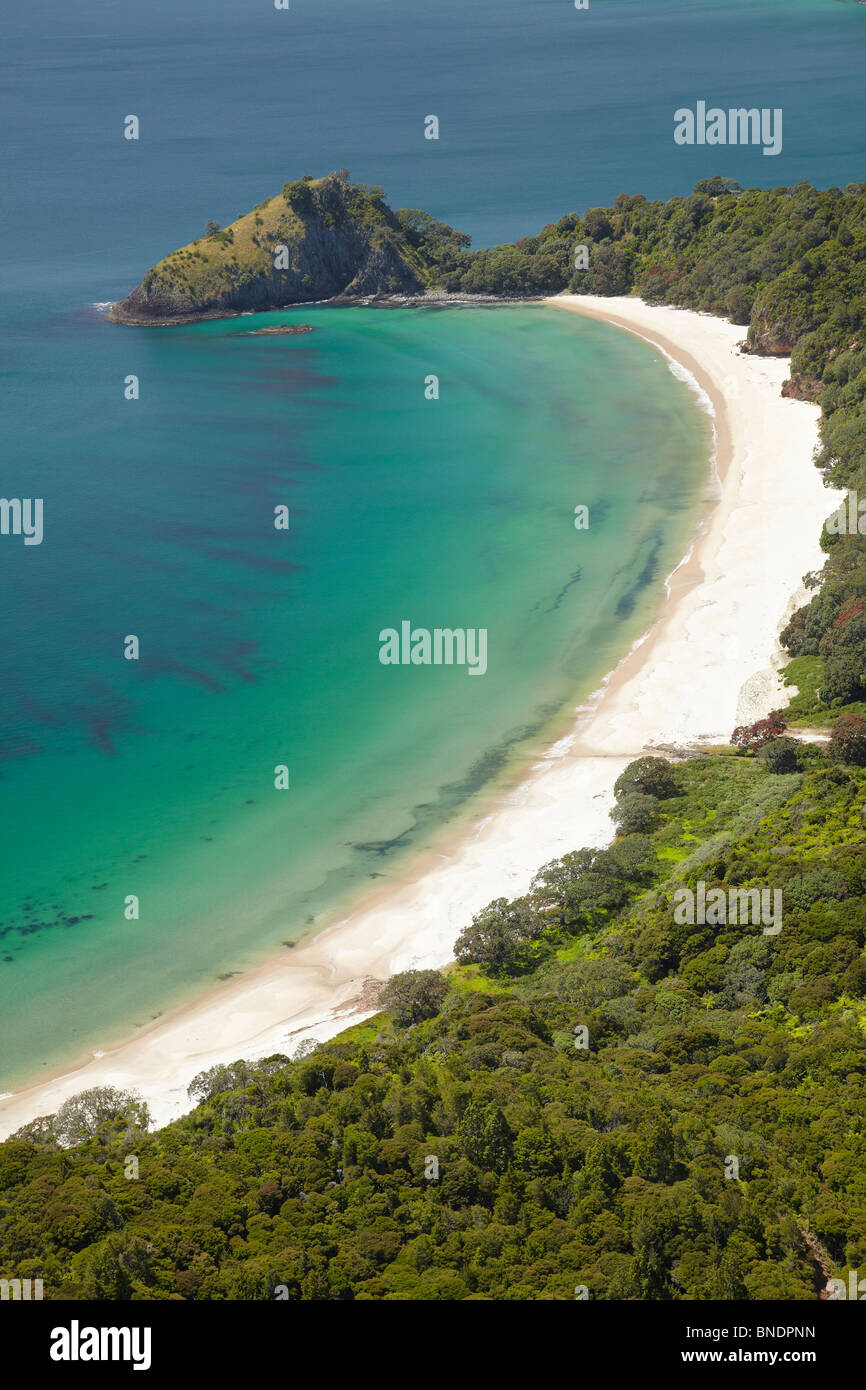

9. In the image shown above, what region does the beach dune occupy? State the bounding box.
[0,294,838,1139]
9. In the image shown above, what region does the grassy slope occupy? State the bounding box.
[145,195,306,304]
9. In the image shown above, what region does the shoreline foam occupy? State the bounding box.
[0,294,838,1139]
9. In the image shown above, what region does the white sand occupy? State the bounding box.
[0,294,839,1139]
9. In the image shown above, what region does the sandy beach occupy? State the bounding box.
[0,293,839,1140]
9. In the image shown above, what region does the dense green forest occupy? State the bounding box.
[1,738,864,1300]
[2,179,865,1301]
[401,178,866,723]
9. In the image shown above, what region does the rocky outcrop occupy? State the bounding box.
[745,307,796,356]
[782,373,822,402]
[108,173,428,325]
[233,324,314,336]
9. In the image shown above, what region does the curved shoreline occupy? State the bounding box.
[0,294,837,1138]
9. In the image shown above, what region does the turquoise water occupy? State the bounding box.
[2,0,863,1089]
[0,304,711,1086]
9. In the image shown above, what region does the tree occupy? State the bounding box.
[454,895,541,969]
[73,1231,153,1300]
[719,936,773,1007]
[611,791,659,833]
[632,1116,677,1182]
[53,1087,149,1147]
[583,207,613,240]
[694,176,742,197]
[726,284,754,325]
[9,1115,57,1148]
[187,1062,251,1103]
[606,833,657,881]
[395,209,472,266]
[456,1101,513,1171]
[731,710,787,751]
[782,867,847,912]
[821,652,866,705]
[759,736,801,773]
[379,969,447,1026]
[283,179,315,215]
[532,847,636,927]
[743,1260,817,1301]
[614,756,677,799]
[204,219,221,236]
[829,714,866,766]
[580,1140,619,1200]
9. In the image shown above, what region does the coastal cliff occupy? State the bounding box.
[108,172,429,325]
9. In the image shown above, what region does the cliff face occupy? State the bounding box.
[781,373,823,402]
[745,309,796,355]
[109,173,429,324]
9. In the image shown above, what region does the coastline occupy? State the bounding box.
[0,293,838,1139]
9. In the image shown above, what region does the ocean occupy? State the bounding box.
[1,0,863,1090]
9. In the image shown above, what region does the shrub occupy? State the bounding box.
[611,791,659,833]
[829,714,866,766]
[187,1062,251,1103]
[731,710,787,751]
[784,868,848,912]
[454,896,542,969]
[379,970,447,1027]
[283,179,315,215]
[759,736,802,774]
[821,652,866,705]
[53,1087,150,1147]
[613,756,677,799]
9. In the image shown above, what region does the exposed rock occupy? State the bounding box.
[233,323,314,337]
[745,310,795,355]
[782,373,822,401]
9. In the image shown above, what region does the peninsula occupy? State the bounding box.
[107,172,432,324]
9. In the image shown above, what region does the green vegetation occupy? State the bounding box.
[1,748,864,1300]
